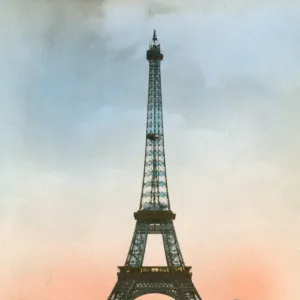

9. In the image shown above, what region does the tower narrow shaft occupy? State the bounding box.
[140,31,170,211]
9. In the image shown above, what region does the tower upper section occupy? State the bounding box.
[146,30,164,61]
[138,30,170,212]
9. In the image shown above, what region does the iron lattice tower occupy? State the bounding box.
[107,31,202,300]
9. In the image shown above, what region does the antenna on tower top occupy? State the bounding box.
[150,29,160,48]
[152,29,157,42]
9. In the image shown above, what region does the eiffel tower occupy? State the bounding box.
[107,30,202,300]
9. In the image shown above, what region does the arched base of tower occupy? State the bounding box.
[108,268,202,300]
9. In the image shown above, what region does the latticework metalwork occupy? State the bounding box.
[124,219,185,268]
[140,30,169,212]
[107,30,202,300]
[108,277,202,300]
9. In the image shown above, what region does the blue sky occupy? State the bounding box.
[0,1,299,299]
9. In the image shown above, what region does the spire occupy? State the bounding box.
[152,29,157,42]
[147,29,163,60]
[150,29,159,48]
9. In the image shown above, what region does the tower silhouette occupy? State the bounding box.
[107,31,202,300]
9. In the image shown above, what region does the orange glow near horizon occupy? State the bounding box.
[199,244,283,300]
[1,242,285,300]
[3,258,113,300]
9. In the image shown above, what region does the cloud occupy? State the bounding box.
[0,1,299,299]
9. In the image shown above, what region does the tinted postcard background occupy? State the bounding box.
[0,0,299,300]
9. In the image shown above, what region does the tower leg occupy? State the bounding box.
[107,279,134,300]
[124,221,149,267]
[162,220,185,267]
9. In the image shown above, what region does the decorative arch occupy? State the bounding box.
[131,289,179,299]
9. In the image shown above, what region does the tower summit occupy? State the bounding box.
[107,30,202,300]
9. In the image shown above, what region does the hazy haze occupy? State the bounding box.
[0,1,299,299]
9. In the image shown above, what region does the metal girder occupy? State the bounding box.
[162,220,185,267]
[124,221,149,268]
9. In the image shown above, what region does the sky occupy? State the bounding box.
[0,0,299,299]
